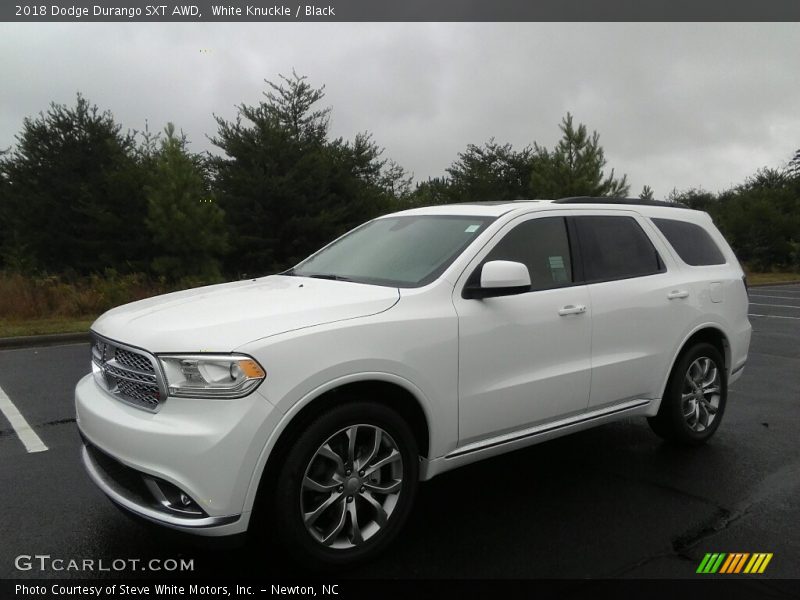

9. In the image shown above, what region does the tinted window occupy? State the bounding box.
[574,216,663,281]
[484,217,573,290]
[652,218,726,266]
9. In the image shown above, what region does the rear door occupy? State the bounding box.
[453,212,592,445]
[570,211,687,409]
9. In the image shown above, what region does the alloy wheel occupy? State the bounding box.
[681,356,721,432]
[300,424,403,549]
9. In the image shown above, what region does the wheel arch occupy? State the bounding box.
[661,325,731,401]
[244,373,432,519]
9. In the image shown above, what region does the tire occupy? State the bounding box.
[270,401,419,569]
[648,342,727,445]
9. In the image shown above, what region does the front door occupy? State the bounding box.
[452,214,592,445]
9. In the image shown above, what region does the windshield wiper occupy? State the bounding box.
[304,273,355,282]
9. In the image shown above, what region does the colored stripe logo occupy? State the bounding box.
[696,553,773,574]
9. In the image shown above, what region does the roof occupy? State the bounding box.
[388,197,697,219]
[554,196,689,208]
[390,200,551,218]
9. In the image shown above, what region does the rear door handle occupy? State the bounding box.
[667,290,690,300]
[558,304,586,316]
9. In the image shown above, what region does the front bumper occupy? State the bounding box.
[81,441,239,529]
[75,373,280,536]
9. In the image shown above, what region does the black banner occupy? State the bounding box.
[3,0,800,22]
[4,579,800,600]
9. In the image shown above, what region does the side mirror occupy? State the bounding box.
[464,260,531,299]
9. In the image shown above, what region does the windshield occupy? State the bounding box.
[291,215,496,287]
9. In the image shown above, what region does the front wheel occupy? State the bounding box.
[271,401,419,568]
[648,342,727,445]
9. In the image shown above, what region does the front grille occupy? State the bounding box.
[115,348,156,374]
[116,380,161,409]
[91,334,164,411]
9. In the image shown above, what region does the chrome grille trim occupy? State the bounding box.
[104,363,156,383]
[90,332,167,412]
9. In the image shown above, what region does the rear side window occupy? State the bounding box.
[652,218,726,266]
[484,216,573,290]
[574,216,663,282]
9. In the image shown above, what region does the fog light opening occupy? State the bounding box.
[143,476,204,516]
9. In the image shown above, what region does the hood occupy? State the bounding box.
[91,275,400,352]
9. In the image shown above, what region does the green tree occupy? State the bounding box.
[445,139,534,203]
[408,177,452,208]
[741,166,789,191]
[788,148,800,178]
[263,69,330,145]
[667,187,717,211]
[145,123,227,282]
[639,185,654,201]
[0,94,149,274]
[211,72,397,274]
[379,159,413,201]
[530,113,629,199]
[719,167,800,270]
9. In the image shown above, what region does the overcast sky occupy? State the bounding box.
[1,22,799,198]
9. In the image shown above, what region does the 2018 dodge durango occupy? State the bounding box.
[76,197,751,566]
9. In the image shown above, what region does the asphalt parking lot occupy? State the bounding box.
[1,284,798,580]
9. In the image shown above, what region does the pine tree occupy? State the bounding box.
[263,69,330,145]
[639,185,654,201]
[446,139,534,202]
[408,177,452,208]
[210,72,397,274]
[788,148,800,178]
[145,124,227,282]
[530,113,629,199]
[0,94,149,273]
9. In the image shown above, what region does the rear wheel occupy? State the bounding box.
[270,401,419,568]
[648,342,727,445]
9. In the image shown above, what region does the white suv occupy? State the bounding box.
[75,198,751,566]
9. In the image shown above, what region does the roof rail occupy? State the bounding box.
[554,196,690,209]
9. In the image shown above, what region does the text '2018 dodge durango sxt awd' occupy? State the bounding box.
[76,197,751,567]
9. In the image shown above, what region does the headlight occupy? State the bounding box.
[158,354,266,399]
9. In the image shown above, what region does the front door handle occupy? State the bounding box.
[667,290,690,300]
[558,304,586,316]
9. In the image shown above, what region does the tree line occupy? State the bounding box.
[1,71,798,285]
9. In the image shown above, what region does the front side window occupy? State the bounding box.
[574,215,663,282]
[482,216,573,290]
[652,218,726,266]
[292,215,495,287]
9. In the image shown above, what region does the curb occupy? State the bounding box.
[0,331,91,350]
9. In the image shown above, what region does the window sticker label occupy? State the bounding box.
[548,256,565,269]
[549,255,569,283]
[465,224,480,233]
